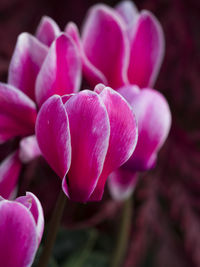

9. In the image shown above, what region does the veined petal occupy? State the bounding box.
[36,95,71,179]
[128,11,165,88]
[0,200,38,267]
[36,34,81,107]
[62,90,110,202]
[16,192,44,244]
[108,168,138,201]
[115,0,139,40]
[0,151,21,199]
[8,33,48,101]
[19,135,41,163]
[82,4,129,88]
[119,87,171,171]
[65,22,107,87]
[90,87,138,201]
[0,83,37,143]
[35,16,61,46]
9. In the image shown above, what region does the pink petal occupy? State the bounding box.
[108,168,138,201]
[35,16,61,46]
[0,83,37,143]
[115,0,139,40]
[0,200,38,267]
[8,33,48,101]
[36,95,71,179]
[89,87,138,201]
[62,90,110,202]
[16,192,44,244]
[35,34,81,107]
[119,87,171,171]
[65,22,107,87]
[0,151,21,199]
[94,83,107,94]
[82,4,129,88]
[128,11,165,88]
[19,135,41,163]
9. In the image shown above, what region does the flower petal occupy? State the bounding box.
[35,16,61,46]
[82,4,129,88]
[0,83,37,143]
[119,87,171,171]
[36,95,71,179]
[108,168,138,201]
[35,34,81,107]
[115,0,139,40]
[89,87,138,201]
[128,11,165,88]
[19,135,41,163]
[0,151,21,199]
[62,90,110,202]
[65,22,108,87]
[0,200,38,267]
[8,33,48,101]
[16,192,44,244]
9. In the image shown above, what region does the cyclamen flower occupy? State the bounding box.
[0,192,44,267]
[0,31,81,198]
[108,86,171,200]
[36,85,138,202]
[64,1,164,89]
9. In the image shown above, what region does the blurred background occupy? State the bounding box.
[0,0,200,266]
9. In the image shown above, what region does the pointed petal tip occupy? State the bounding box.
[36,16,60,46]
[35,33,81,106]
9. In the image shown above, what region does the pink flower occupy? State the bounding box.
[64,1,164,89]
[0,31,81,198]
[34,1,164,90]
[109,85,171,200]
[36,85,138,202]
[0,192,44,267]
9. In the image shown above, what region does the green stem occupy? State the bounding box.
[38,189,67,267]
[111,196,132,267]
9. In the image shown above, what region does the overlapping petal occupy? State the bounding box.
[115,0,139,40]
[0,151,21,199]
[35,34,81,106]
[0,83,37,143]
[62,90,110,202]
[108,168,138,201]
[19,135,41,163]
[89,86,138,201]
[82,4,129,88]
[36,16,61,46]
[0,199,38,267]
[119,86,171,171]
[65,22,107,87]
[8,33,48,101]
[16,192,44,243]
[36,95,71,179]
[127,11,165,88]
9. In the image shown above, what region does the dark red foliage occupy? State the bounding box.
[0,0,200,266]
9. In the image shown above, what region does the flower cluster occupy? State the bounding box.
[0,1,172,265]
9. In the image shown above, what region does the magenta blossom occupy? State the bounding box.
[64,1,164,89]
[36,85,138,202]
[0,192,44,267]
[109,85,171,200]
[0,30,81,198]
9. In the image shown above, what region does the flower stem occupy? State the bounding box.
[110,196,132,267]
[38,189,66,267]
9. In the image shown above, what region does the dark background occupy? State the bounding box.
[0,0,200,266]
